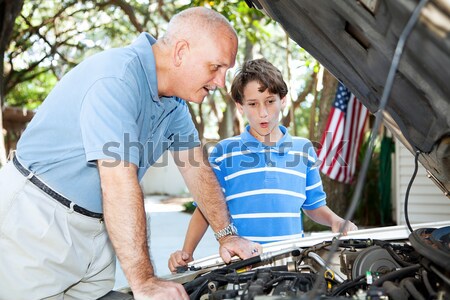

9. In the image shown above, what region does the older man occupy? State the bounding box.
[0,7,261,300]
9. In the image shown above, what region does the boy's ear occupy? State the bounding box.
[173,39,189,67]
[280,96,287,109]
[236,102,244,116]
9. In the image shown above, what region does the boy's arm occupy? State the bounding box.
[303,206,358,235]
[168,208,209,273]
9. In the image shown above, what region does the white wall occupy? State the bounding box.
[394,140,450,224]
[140,153,188,195]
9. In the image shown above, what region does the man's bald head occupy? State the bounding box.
[154,7,238,103]
[162,7,237,45]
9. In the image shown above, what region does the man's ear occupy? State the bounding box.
[173,39,189,67]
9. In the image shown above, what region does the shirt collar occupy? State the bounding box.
[241,125,293,153]
[129,32,159,103]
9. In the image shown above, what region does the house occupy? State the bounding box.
[394,140,450,224]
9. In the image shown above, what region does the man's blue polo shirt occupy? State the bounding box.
[16,33,200,213]
[209,126,326,243]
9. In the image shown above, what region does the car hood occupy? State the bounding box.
[247,0,450,196]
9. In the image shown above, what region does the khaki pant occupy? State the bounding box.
[0,162,115,300]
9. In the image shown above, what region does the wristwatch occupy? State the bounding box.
[214,223,238,241]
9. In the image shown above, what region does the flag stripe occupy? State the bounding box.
[318,83,368,183]
[325,116,344,177]
[339,95,358,182]
[320,112,344,175]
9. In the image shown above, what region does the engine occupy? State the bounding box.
[177,226,450,300]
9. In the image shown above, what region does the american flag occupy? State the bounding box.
[317,82,368,183]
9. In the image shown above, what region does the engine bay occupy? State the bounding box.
[168,224,450,299]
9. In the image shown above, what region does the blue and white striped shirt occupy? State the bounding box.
[209,126,326,243]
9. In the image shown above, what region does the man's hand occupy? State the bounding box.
[132,277,189,300]
[168,250,193,273]
[332,219,358,235]
[218,236,263,264]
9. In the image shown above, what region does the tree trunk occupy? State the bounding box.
[217,89,238,139]
[0,0,24,166]
[317,69,338,143]
[281,72,315,128]
[321,178,351,217]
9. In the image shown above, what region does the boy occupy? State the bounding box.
[168,58,357,272]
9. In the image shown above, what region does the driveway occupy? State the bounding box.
[114,195,218,289]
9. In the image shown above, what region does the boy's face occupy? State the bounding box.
[237,80,286,143]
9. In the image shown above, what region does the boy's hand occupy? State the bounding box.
[332,219,358,235]
[168,250,193,273]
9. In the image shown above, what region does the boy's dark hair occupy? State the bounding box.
[230,58,288,104]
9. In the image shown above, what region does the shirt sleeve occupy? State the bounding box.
[302,142,327,210]
[80,77,141,166]
[166,99,200,151]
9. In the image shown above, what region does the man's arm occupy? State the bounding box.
[98,160,188,300]
[168,208,209,273]
[303,206,358,235]
[172,147,262,262]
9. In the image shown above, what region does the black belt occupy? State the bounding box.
[13,156,103,219]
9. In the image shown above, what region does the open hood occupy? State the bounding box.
[246,0,450,196]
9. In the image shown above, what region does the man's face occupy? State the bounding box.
[177,29,238,103]
[237,80,286,143]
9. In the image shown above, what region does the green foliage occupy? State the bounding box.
[295,100,314,137]
[5,69,57,109]
[5,0,141,108]
[351,129,384,226]
[183,201,196,214]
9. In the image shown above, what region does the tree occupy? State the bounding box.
[0,0,24,165]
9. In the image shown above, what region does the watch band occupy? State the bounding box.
[214,223,238,241]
